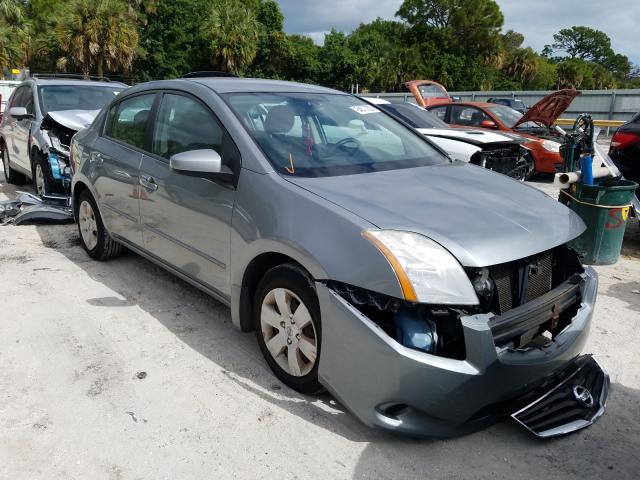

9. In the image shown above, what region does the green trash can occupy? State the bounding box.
[560,179,638,265]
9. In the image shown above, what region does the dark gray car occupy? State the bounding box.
[0,76,125,195]
[70,77,606,437]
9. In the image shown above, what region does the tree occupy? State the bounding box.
[201,0,259,74]
[0,0,22,22]
[0,0,25,75]
[133,0,210,80]
[280,34,320,83]
[556,58,593,89]
[56,0,139,77]
[397,0,504,59]
[252,0,290,78]
[546,26,612,63]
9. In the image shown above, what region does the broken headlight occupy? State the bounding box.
[363,230,479,305]
[48,132,69,153]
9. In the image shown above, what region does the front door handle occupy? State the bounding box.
[139,174,158,192]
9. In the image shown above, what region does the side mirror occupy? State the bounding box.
[169,149,233,181]
[451,96,461,102]
[480,120,497,129]
[8,106,31,119]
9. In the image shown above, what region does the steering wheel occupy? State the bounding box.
[335,137,362,156]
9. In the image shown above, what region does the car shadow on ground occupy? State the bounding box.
[30,222,640,478]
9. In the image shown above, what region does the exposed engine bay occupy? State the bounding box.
[325,245,584,359]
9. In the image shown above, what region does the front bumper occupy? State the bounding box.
[316,266,598,437]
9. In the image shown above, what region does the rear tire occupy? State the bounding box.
[1,143,27,185]
[77,190,122,261]
[254,263,324,395]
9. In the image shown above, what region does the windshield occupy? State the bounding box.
[487,105,523,128]
[224,92,447,177]
[512,100,526,110]
[38,85,124,115]
[378,103,449,129]
[418,84,449,99]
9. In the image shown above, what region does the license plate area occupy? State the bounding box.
[511,355,609,437]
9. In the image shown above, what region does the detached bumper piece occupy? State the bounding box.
[511,355,609,438]
[0,191,72,225]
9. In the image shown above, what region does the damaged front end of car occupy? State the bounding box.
[471,143,533,181]
[316,244,606,438]
[40,111,89,194]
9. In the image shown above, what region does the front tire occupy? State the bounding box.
[32,152,64,196]
[77,190,123,261]
[254,264,324,394]
[1,143,27,184]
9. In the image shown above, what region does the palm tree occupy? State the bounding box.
[201,0,259,74]
[0,0,22,22]
[0,1,24,76]
[56,0,139,78]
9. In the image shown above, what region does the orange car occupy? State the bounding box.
[407,81,581,174]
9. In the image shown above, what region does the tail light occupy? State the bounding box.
[610,131,640,150]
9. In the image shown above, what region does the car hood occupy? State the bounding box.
[286,163,585,267]
[514,90,581,128]
[418,128,518,146]
[41,109,100,132]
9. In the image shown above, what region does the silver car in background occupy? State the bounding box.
[70,77,607,437]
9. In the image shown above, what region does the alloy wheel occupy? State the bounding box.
[78,200,99,250]
[260,287,318,377]
[35,163,45,195]
[1,148,8,177]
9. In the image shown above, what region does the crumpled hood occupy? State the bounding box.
[287,163,585,267]
[41,109,100,132]
[514,90,581,128]
[418,128,517,145]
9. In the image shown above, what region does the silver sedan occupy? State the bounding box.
[70,77,606,437]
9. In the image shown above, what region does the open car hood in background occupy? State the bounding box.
[405,80,452,108]
[41,109,100,133]
[513,89,581,128]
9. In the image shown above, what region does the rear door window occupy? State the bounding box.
[450,105,491,127]
[104,94,156,150]
[429,105,448,121]
[9,86,26,108]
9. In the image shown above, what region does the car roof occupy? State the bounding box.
[188,77,344,95]
[22,78,127,88]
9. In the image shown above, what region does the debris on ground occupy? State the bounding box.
[0,191,72,225]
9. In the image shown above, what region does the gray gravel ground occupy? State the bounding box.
[1,169,639,480]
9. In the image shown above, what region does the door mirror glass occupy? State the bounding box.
[170,149,232,177]
[8,106,30,119]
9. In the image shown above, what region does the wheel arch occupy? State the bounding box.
[237,251,313,333]
[72,180,90,221]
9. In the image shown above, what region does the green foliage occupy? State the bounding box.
[133,0,209,81]
[201,0,259,74]
[2,0,636,90]
[55,0,139,77]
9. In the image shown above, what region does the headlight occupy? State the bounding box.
[541,139,561,152]
[362,230,479,305]
[48,132,66,152]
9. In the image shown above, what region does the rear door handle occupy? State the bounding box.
[139,174,158,192]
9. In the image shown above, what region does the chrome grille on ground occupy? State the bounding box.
[512,356,609,437]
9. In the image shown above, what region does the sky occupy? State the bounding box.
[278,0,639,64]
